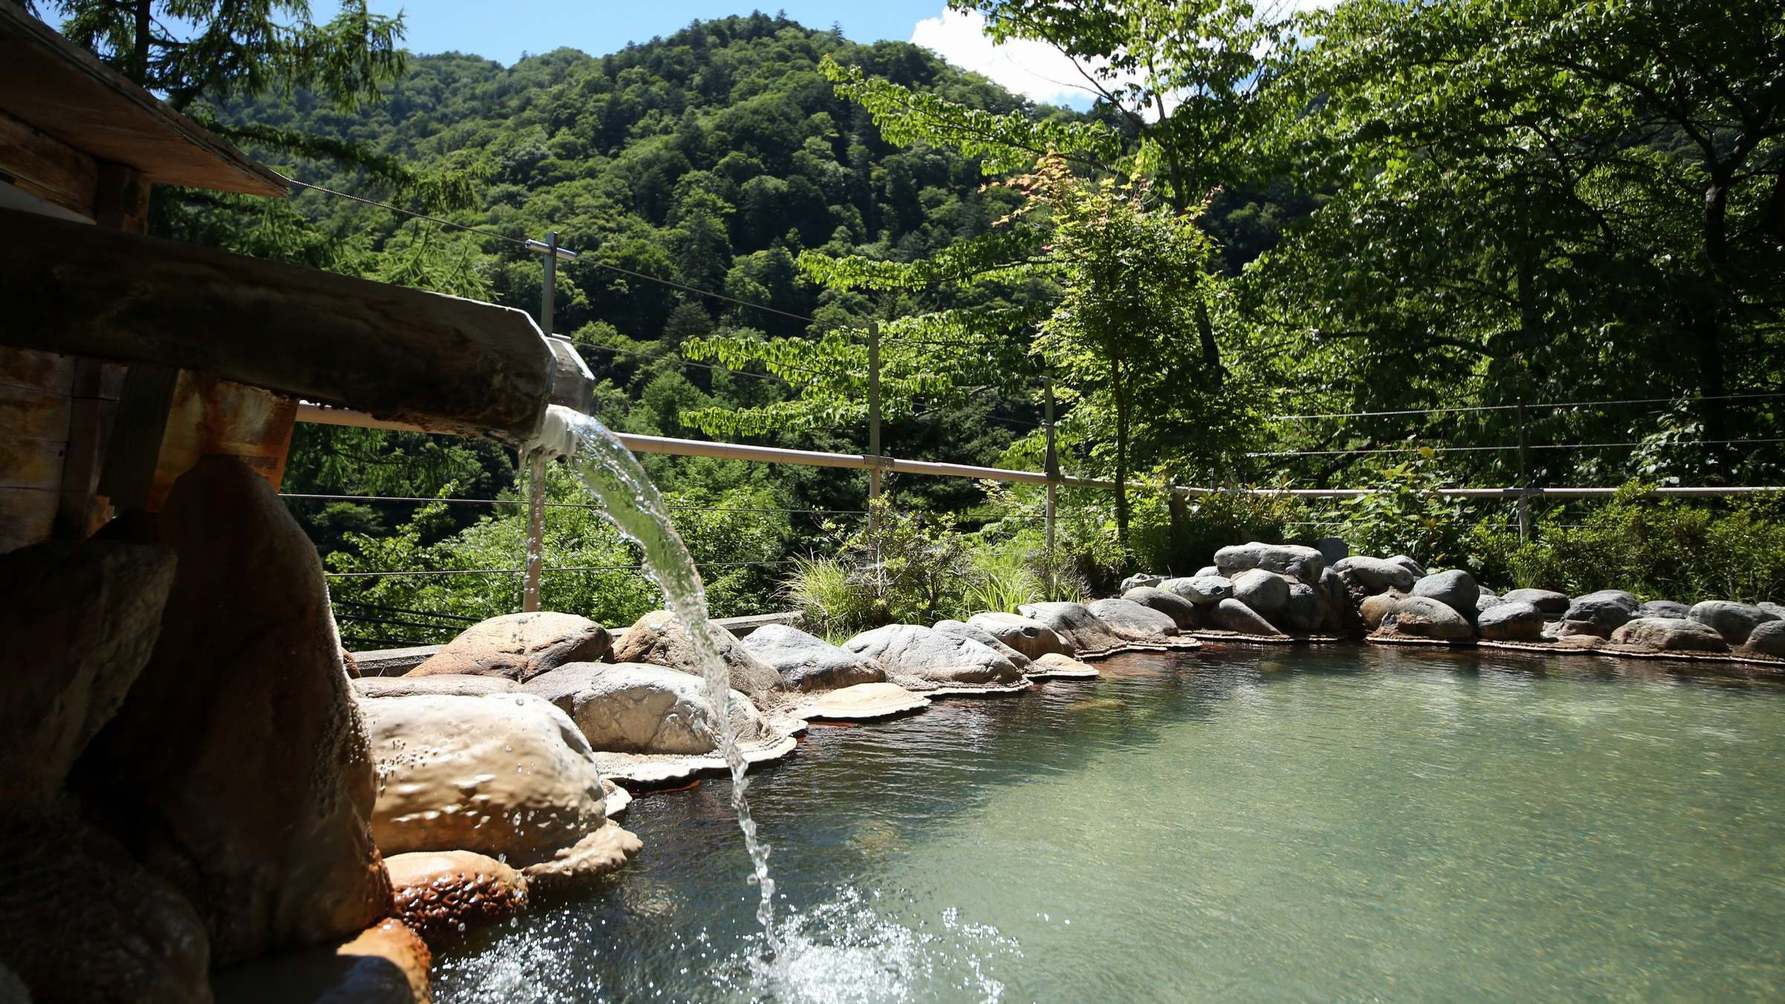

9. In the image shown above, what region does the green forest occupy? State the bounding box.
[34,0,1785,644]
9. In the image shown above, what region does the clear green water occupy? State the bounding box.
[434,646,1785,1002]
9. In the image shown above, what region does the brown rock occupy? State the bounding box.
[212,919,430,1004]
[1611,617,1729,653]
[74,456,390,965]
[520,822,644,898]
[0,540,176,803]
[1376,595,1475,642]
[0,808,211,1004]
[385,851,528,946]
[360,692,612,865]
[409,611,610,682]
[1359,590,1404,631]
[611,609,781,700]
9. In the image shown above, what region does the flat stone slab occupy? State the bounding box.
[1024,653,1100,679]
[588,712,806,786]
[792,682,931,721]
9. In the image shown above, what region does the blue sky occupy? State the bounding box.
[312,1,1107,108]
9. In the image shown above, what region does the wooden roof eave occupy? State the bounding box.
[0,5,288,198]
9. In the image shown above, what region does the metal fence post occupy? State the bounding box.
[520,231,559,613]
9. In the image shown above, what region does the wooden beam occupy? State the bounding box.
[0,208,556,442]
[0,4,286,198]
[0,108,98,218]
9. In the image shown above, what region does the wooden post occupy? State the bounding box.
[1516,399,1531,543]
[520,231,558,613]
[867,320,882,529]
[1044,379,1058,596]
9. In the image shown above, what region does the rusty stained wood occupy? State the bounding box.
[0,108,98,218]
[0,208,556,442]
[0,5,286,198]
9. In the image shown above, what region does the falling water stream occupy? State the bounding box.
[528,405,781,962]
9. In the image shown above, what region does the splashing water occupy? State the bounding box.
[530,405,780,960]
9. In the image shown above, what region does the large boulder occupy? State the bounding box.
[1387,555,1427,579]
[1558,589,1639,638]
[1744,620,1785,657]
[1230,568,1291,615]
[742,623,885,691]
[611,609,780,701]
[212,918,430,1004]
[1016,601,1130,655]
[0,809,211,1004]
[1122,585,1200,629]
[1315,537,1349,565]
[359,691,621,867]
[1161,574,1233,607]
[843,624,1027,688]
[1688,601,1779,646]
[523,662,778,755]
[1119,573,1164,592]
[1211,598,1284,636]
[935,619,1032,668]
[1214,542,1326,584]
[384,850,528,947]
[1611,617,1729,653]
[0,539,175,803]
[1318,567,1353,636]
[1412,570,1480,619]
[1085,597,1189,646]
[407,611,609,682]
[966,611,1073,660]
[1277,581,1323,635]
[1377,595,1475,641]
[73,456,388,965]
[1759,602,1785,621]
[1638,600,1691,620]
[1332,556,1416,595]
[1359,590,1405,631]
[1476,600,1547,641]
[353,674,521,699]
[1502,588,1571,615]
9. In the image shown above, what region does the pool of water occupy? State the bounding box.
[434,645,1785,1002]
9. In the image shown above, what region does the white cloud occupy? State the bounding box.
[909,7,1103,108]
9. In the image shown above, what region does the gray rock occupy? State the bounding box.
[1502,588,1571,615]
[1475,591,1503,614]
[1120,573,1164,592]
[1214,542,1326,584]
[1315,537,1349,565]
[1560,590,1639,637]
[1745,620,1785,657]
[742,623,887,691]
[1759,602,1785,620]
[1210,598,1284,636]
[1017,601,1131,655]
[1162,574,1233,606]
[1086,597,1182,644]
[1688,600,1779,645]
[523,662,772,754]
[966,612,1073,660]
[1611,618,1729,653]
[1333,556,1416,595]
[1387,554,1427,579]
[1412,570,1480,618]
[1476,600,1546,641]
[935,619,1032,669]
[1318,567,1351,635]
[843,624,1027,687]
[1122,586,1200,629]
[1638,600,1691,620]
[1231,568,1291,615]
[1279,582,1322,634]
[1195,565,1220,578]
[1378,595,1475,641]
